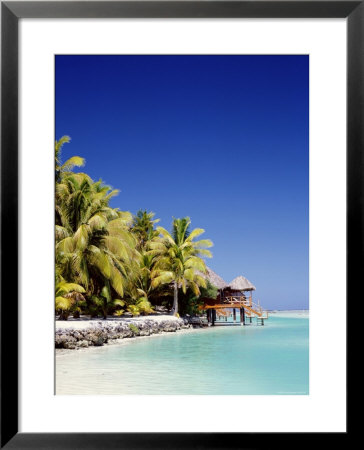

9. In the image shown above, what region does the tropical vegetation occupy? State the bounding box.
[55,136,214,319]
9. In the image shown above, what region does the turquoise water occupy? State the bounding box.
[56,314,309,395]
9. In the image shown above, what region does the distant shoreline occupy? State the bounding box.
[268,310,309,318]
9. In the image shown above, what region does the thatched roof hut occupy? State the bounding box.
[198,266,227,289]
[228,275,256,291]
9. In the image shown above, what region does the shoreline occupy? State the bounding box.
[56,326,204,357]
[268,310,309,318]
[55,314,195,351]
[55,310,309,353]
[56,311,309,395]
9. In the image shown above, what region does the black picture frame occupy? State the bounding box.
[1,1,353,448]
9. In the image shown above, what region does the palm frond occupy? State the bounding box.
[184,256,206,272]
[56,236,75,253]
[61,156,85,172]
[73,224,90,250]
[192,239,213,249]
[156,227,175,246]
[103,236,130,261]
[185,228,205,242]
[189,281,201,296]
[195,275,207,288]
[55,296,73,310]
[55,136,71,166]
[55,225,69,242]
[88,245,111,278]
[112,299,125,307]
[151,271,174,288]
[194,249,213,258]
[109,266,124,297]
[88,213,108,230]
[56,281,85,297]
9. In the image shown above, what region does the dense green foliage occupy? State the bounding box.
[177,281,218,316]
[55,136,215,319]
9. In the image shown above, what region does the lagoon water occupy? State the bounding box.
[56,312,309,395]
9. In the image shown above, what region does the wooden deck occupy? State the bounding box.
[199,295,269,325]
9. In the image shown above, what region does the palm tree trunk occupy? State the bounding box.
[172,281,178,315]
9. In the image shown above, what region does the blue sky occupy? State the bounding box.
[56,55,309,310]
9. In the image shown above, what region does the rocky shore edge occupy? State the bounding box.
[55,317,194,350]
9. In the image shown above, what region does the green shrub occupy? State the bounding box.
[127,305,140,316]
[129,323,140,334]
[136,297,154,315]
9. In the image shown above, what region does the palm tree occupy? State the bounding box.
[172,216,190,245]
[54,136,217,320]
[56,174,136,312]
[55,172,122,233]
[55,136,85,182]
[118,210,164,315]
[55,276,86,320]
[55,137,141,318]
[56,213,135,302]
[121,248,160,315]
[150,217,213,315]
[131,210,160,251]
[91,283,126,319]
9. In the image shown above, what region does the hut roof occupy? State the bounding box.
[228,275,256,291]
[198,267,227,289]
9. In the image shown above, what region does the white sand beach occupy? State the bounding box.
[56,314,181,331]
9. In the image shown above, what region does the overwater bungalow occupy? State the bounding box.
[199,267,269,326]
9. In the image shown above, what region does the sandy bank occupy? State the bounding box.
[56,314,183,330]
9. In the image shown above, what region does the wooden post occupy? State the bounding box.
[240,307,245,325]
[212,309,215,326]
[233,308,236,322]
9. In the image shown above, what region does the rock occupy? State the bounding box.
[163,323,177,332]
[55,334,71,348]
[72,331,83,340]
[64,343,76,349]
[55,315,195,349]
[87,332,106,346]
[90,335,104,346]
[121,329,133,338]
[140,329,151,336]
[64,339,77,349]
